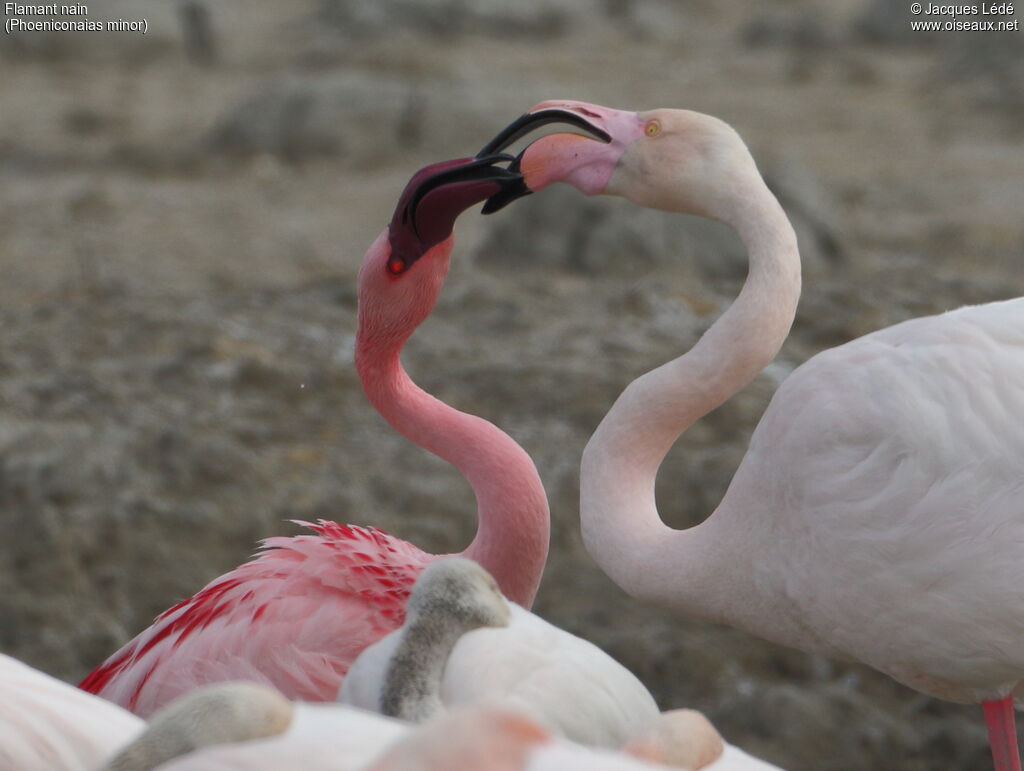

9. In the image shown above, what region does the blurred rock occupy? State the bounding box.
[763,158,847,274]
[850,0,941,45]
[318,0,571,40]
[207,74,494,163]
[474,184,747,281]
[741,9,833,49]
[933,31,1024,116]
[178,1,219,66]
[210,76,391,161]
[0,29,73,62]
[474,161,845,281]
[314,0,699,43]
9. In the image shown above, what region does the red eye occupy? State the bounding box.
[388,258,407,275]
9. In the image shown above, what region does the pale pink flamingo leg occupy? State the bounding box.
[983,697,1022,771]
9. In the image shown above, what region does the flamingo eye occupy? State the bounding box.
[388,258,407,275]
[645,120,661,137]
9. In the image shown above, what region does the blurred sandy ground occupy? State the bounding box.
[1,2,1022,769]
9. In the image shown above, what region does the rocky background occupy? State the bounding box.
[1,1,1022,768]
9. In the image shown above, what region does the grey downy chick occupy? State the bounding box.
[101,680,293,771]
[348,557,512,723]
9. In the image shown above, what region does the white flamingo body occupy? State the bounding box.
[437,604,660,744]
[0,653,144,771]
[154,703,407,771]
[716,298,1024,702]
[365,706,710,771]
[161,560,664,768]
[341,559,745,766]
[0,655,295,771]
[522,742,694,771]
[341,599,660,748]
[704,745,786,771]
[154,703,693,771]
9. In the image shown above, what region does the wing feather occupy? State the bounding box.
[80,522,432,716]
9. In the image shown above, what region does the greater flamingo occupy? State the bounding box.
[339,557,661,750]
[1,652,144,771]
[78,151,587,715]
[0,654,289,771]
[481,100,1024,770]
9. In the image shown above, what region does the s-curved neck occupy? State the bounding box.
[356,300,549,610]
[580,177,800,617]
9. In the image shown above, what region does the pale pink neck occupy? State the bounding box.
[356,340,549,608]
[580,177,800,618]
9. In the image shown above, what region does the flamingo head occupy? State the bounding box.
[357,154,521,348]
[480,100,762,224]
[406,558,511,631]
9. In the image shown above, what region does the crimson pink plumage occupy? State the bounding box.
[80,521,433,716]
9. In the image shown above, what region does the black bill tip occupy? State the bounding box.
[476,108,611,158]
[480,152,532,214]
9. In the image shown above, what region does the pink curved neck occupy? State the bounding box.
[355,279,549,610]
[580,177,800,618]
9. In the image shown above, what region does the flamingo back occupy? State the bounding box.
[79,521,433,716]
[438,604,661,749]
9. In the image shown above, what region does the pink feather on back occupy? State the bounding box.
[80,521,434,717]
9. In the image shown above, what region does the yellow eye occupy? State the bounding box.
[645,120,661,137]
